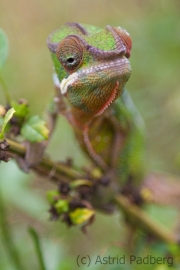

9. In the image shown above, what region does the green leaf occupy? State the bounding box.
[11,101,29,118]
[69,208,95,225]
[0,108,15,139]
[70,179,93,189]
[55,200,69,214]
[21,115,49,142]
[0,29,9,69]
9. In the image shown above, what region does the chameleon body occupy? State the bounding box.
[47,23,145,195]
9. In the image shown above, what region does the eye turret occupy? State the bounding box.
[56,36,83,72]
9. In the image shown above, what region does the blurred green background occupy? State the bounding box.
[0,0,180,269]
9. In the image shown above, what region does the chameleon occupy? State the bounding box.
[47,22,146,202]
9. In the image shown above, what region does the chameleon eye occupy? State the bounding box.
[56,36,83,71]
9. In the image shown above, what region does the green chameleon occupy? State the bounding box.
[47,22,146,201]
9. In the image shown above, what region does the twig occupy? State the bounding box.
[115,194,176,244]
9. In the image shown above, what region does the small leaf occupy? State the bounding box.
[0,29,9,69]
[70,179,93,189]
[11,101,29,118]
[69,208,95,225]
[46,190,60,204]
[21,115,49,142]
[0,108,15,139]
[55,200,69,214]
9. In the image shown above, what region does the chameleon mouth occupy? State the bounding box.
[95,81,119,116]
[60,72,79,95]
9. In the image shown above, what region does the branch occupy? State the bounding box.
[114,195,176,244]
[5,138,178,245]
[6,138,83,183]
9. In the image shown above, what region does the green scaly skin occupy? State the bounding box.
[47,22,145,199]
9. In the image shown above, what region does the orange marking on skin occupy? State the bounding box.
[95,81,119,117]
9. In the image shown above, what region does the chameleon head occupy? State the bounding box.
[47,23,132,117]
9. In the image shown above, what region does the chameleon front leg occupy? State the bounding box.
[53,73,80,127]
[106,114,127,168]
[83,125,109,171]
